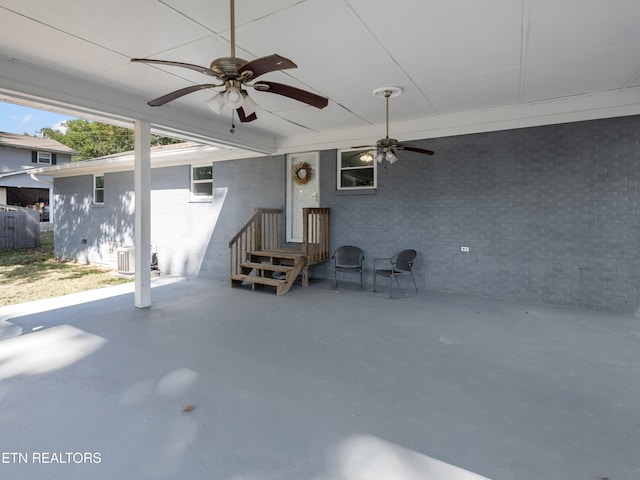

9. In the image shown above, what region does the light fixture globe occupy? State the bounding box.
[241,92,257,116]
[386,150,398,163]
[223,86,244,108]
[206,93,224,114]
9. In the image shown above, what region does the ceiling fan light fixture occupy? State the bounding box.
[223,86,244,109]
[386,150,398,163]
[206,93,225,114]
[241,92,257,116]
[350,86,434,161]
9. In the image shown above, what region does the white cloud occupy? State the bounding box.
[51,120,68,133]
[20,114,32,125]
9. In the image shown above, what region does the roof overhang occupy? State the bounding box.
[27,142,264,178]
[0,169,53,187]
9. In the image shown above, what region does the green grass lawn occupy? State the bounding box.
[0,232,132,307]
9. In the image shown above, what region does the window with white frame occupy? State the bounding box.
[94,175,104,204]
[191,165,213,200]
[37,151,52,164]
[337,148,377,190]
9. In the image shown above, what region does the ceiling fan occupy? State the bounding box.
[352,87,434,163]
[131,0,328,122]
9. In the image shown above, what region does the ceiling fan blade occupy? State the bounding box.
[238,54,297,80]
[237,107,258,123]
[147,84,220,106]
[131,58,220,78]
[350,145,375,149]
[396,144,435,156]
[253,81,328,109]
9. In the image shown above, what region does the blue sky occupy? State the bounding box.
[0,101,76,136]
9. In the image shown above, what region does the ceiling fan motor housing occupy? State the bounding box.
[209,56,248,78]
[377,138,398,149]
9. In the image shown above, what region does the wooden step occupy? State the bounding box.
[240,262,293,273]
[230,274,285,287]
[231,249,308,295]
[250,249,304,261]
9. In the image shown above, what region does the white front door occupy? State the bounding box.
[286,152,320,242]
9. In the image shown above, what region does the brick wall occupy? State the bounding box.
[198,155,286,280]
[53,115,640,313]
[55,166,224,276]
[313,115,640,312]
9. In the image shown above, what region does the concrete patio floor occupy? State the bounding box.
[0,277,638,480]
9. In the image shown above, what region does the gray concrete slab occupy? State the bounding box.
[0,277,638,480]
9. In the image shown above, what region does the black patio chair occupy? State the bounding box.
[332,245,365,290]
[373,249,418,297]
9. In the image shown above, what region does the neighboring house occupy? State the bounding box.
[0,132,76,221]
[32,114,640,314]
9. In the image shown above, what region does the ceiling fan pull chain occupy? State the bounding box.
[230,109,236,134]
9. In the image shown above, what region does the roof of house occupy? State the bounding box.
[27,141,261,178]
[0,132,77,155]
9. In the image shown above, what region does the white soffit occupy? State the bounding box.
[0,0,639,154]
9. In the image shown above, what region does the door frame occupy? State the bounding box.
[286,151,320,243]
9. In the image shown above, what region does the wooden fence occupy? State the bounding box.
[0,205,40,249]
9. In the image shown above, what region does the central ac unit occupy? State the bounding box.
[117,246,135,274]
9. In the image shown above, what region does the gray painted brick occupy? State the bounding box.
[311,115,640,313]
[54,115,640,313]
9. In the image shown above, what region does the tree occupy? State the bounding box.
[40,119,182,161]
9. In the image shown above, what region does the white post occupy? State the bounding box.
[48,188,53,222]
[134,120,152,308]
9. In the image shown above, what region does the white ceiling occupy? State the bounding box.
[1,0,640,156]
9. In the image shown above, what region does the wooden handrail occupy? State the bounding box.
[229,207,330,286]
[302,208,331,264]
[228,208,282,248]
[229,208,282,280]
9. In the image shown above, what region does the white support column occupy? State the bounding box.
[134,120,152,308]
[48,188,53,222]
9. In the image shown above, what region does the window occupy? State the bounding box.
[37,151,52,164]
[31,151,56,165]
[337,148,377,190]
[94,175,104,204]
[191,165,213,200]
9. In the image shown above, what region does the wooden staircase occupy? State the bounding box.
[229,208,330,295]
[231,248,307,295]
